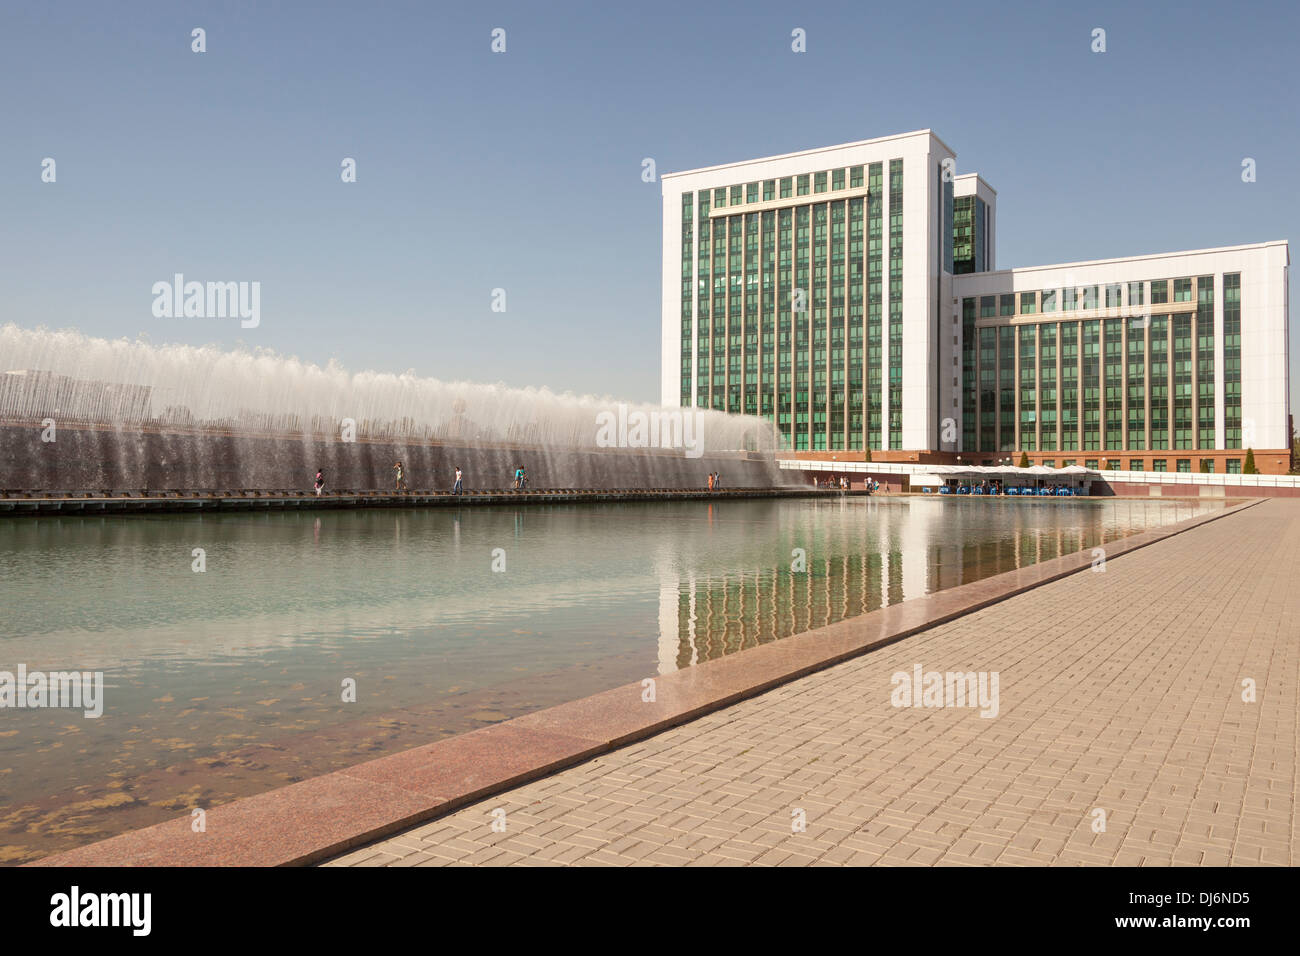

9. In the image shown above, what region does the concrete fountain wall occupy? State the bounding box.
[0,423,788,492]
[0,326,789,491]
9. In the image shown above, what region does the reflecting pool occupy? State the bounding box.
[0,495,1224,861]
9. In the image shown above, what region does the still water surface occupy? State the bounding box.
[0,496,1222,861]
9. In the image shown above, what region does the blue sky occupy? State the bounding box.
[2,0,1297,411]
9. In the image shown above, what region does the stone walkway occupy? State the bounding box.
[327,499,1298,867]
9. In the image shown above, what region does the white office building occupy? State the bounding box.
[660,130,1292,474]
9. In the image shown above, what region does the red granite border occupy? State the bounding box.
[30,498,1262,867]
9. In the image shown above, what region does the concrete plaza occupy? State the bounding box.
[329,499,1297,867]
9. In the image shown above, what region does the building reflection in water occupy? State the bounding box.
[656,497,1194,674]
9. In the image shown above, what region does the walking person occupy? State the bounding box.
[452,466,463,496]
[392,460,407,492]
[513,465,523,491]
[708,472,714,492]
[313,469,324,497]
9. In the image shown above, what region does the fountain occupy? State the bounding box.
[0,324,791,492]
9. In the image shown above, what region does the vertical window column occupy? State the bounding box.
[998,325,1015,452]
[1196,276,1215,449]
[1126,317,1146,450]
[1039,322,1058,452]
[867,163,883,450]
[1060,322,1079,451]
[887,159,903,450]
[1019,325,1037,451]
[1223,273,1241,448]
[1082,320,1100,451]
[1104,319,1123,451]
[961,298,977,451]
[978,326,997,451]
[847,198,864,449]
[1173,313,1193,449]
[1149,316,1170,449]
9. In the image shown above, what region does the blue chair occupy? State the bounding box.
[940,485,951,495]
[1008,487,1018,496]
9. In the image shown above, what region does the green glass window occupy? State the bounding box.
[813,171,827,193]
[763,179,775,202]
[831,168,845,190]
[1038,322,1057,451]
[1041,289,1057,312]
[1129,459,1144,471]
[1019,325,1037,450]
[1128,281,1144,307]
[1020,291,1037,314]
[1152,459,1167,472]
[1176,458,1191,473]
[998,326,1015,451]
[713,187,727,208]
[1196,276,1215,449]
[780,177,793,199]
[746,182,759,203]
[797,174,810,196]
[962,297,977,450]
[849,165,864,188]
[1000,294,1015,316]
[1224,273,1242,448]
[1059,321,1079,451]
[1173,278,1192,302]
[1173,315,1192,449]
[1151,279,1168,304]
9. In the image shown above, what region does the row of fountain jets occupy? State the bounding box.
[0,324,775,454]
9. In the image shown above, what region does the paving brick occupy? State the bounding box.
[332,501,1299,869]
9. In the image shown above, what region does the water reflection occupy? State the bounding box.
[0,496,1215,862]
[653,496,1202,673]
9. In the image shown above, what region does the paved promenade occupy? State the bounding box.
[329,499,1298,867]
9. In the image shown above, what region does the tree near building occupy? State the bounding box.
[1017,451,1029,468]
[1244,448,1258,474]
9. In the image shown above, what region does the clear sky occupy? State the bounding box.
[2,0,1297,412]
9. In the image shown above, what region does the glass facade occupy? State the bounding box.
[1224,273,1241,448]
[674,152,1277,466]
[958,270,1245,459]
[679,157,899,451]
[887,159,903,450]
[952,195,987,274]
[1196,276,1215,449]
